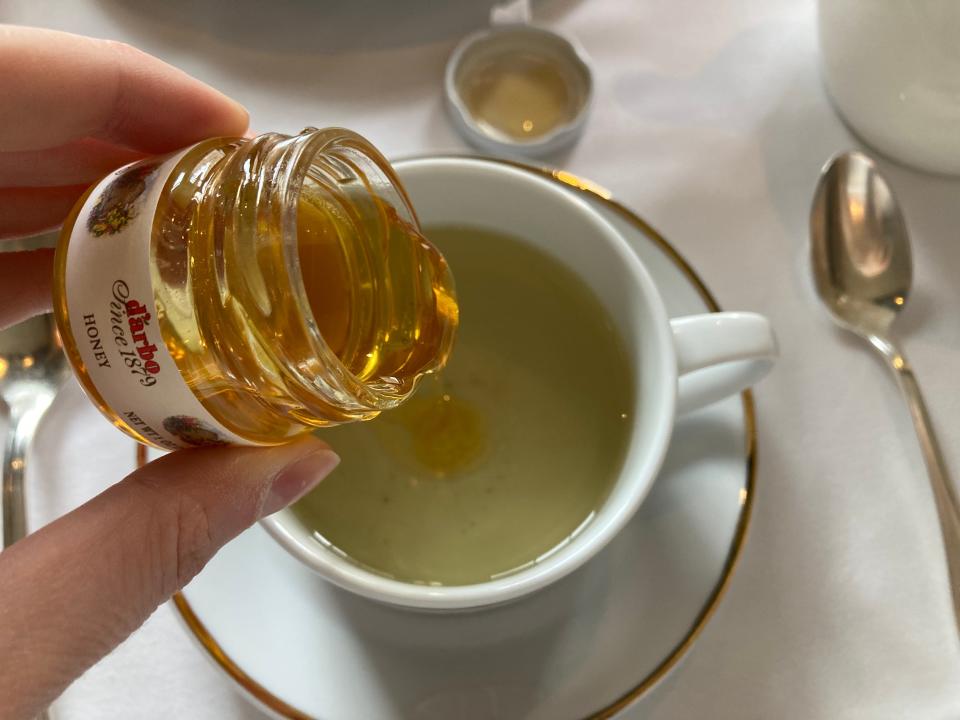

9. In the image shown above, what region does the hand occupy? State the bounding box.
[0,26,340,719]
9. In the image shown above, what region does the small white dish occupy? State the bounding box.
[445,25,593,157]
[167,160,757,718]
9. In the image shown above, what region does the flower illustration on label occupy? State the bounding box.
[162,415,228,447]
[86,161,159,237]
[125,299,161,376]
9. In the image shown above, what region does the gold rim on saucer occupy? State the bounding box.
[144,160,757,720]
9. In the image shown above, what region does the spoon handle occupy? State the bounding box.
[2,406,54,720]
[873,337,960,621]
[1,409,31,547]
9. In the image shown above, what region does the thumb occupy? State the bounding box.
[0,438,338,719]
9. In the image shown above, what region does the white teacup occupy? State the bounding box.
[261,157,777,611]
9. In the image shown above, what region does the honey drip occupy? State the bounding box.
[387,377,485,479]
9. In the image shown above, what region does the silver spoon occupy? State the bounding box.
[0,312,68,547]
[810,150,960,624]
[1,313,65,720]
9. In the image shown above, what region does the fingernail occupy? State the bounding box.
[219,92,248,120]
[214,91,250,135]
[231,98,250,119]
[261,448,340,517]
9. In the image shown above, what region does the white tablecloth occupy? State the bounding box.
[5,0,960,717]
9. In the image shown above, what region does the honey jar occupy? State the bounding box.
[53,128,458,450]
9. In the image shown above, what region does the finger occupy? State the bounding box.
[0,186,88,239]
[0,439,338,719]
[0,249,55,329]
[0,25,249,153]
[0,138,145,187]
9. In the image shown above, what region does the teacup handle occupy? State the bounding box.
[670,312,777,415]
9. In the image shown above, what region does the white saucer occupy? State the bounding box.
[162,160,757,720]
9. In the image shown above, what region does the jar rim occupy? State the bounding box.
[273,128,428,415]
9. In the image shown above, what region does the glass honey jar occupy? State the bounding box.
[53,128,458,450]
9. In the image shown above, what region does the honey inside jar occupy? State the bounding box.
[54,129,458,449]
[296,178,455,383]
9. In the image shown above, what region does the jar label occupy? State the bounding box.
[62,152,254,450]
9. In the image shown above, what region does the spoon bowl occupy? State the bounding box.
[810,151,911,338]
